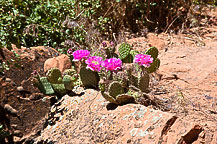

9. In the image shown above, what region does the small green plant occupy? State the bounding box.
[32,68,79,97]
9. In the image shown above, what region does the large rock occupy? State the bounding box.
[44,54,72,73]
[34,89,210,143]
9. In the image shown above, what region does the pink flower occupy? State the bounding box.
[85,56,103,72]
[134,54,153,67]
[72,50,90,61]
[102,58,122,72]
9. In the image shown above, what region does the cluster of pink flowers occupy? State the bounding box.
[68,50,122,72]
[134,54,153,67]
[68,49,153,72]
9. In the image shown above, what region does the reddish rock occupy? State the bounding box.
[33,90,205,143]
[44,54,72,73]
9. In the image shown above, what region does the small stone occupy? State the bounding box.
[13,130,23,138]
[29,93,43,100]
[17,86,24,92]
[5,78,12,82]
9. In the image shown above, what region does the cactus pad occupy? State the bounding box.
[63,75,74,90]
[145,47,158,60]
[116,94,135,104]
[122,54,133,63]
[38,77,55,95]
[145,58,160,73]
[79,67,100,88]
[52,84,66,94]
[46,68,62,84]
[63,68,76,76]
[130,50,139,58]
[138,73,150,92]
[102,92,118,104]
[108,81,124,98]
[118,43,131,60]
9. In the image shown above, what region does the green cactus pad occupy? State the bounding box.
[52,84,66,94]
[116,94,135,104]
[38,77,55,95]
[145,47,158,60]
[108,81,124,98]
[101,92,118,104]
[63,75,74,91]
[46,68,62,84]
[79,67,100,88]
[122,54,133,63]
[63,68,76,77]
[92,51,106,60]
[118,43,131,60]
[130,50,139,58]
[138,73,150,92]
[130,74,139,88]
[145,58,160,73]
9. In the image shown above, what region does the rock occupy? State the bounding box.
[29,93,43,101]
[33,90,205,143]
[4,104,18,116]
[5,78,12,82]
[44,54,72,73]
[17,86,24,92]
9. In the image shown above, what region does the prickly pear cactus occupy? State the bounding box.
[130,50,139,58]
[122,54,133,63]
[92,51,106,59]
[63,68,76,77]
[145,47,158,60]
[101,92,135,105]
[108,81,124,98]
[38,77,55,95]
[130,74,139,87]
[46,68,62,84]
[79,67,100,88]
[145,58,160,73]
[118,43,131,60]
[138,73,150,92]
[116,94,135,104]
[52,84,66,95]
[62,75,74,91]
[102,92,118,104]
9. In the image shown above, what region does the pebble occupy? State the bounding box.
[17,86,24,92]
[5,78,12,82]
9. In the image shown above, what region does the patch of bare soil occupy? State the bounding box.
[150,25,217,141]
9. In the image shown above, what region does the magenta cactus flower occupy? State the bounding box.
[85,56,103,72]
[134,54,153,67]
[102,58,122,72]
[72,50,90,61]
